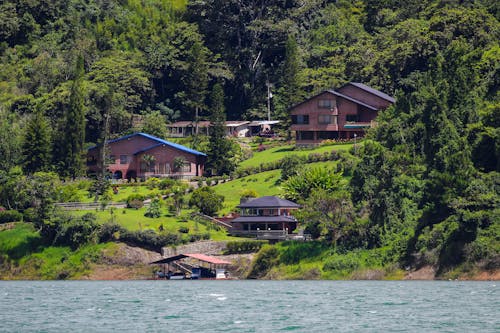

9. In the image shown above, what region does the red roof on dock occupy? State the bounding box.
[150,253,231,265]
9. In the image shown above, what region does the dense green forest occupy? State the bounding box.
[0,0,498,277]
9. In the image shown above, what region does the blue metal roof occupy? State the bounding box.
[88,132,207,156]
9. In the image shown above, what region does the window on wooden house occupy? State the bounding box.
[346,115,359,122]
[318,99,334,108]
[120,155,129,164]
[318,115,335,124]
[291,115,309,125]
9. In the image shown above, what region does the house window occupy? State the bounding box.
[120,155,128,164]
[182,163,191,173]
[318,99,333,108]
[346,115,359,122]
[318,131,338,140]
[140,161,155,173]
[291,115,309,125]
[297,131,314,140]
[318,115,334,124]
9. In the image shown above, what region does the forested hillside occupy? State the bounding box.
[0,0,498,276]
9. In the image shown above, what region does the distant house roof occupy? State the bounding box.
[238,196,300,208]
[225,120,250,127]
[343,82,396,103]
[88,132,207,157]
[289,89,378,112]
[167,120,263,128]
[166,121,211,128]
[325,90,379,111]
[150,253,230,265]
[231,216,297,223]
[248,120,280,126]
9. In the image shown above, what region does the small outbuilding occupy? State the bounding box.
[230,196,301,241]
[150,253,231,279]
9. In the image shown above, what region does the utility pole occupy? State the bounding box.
[266,80,273,121]
[354,133,357,155]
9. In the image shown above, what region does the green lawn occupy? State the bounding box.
[239,142,354,168]
[0,223,42,260]
[213,160,338,214]
[213,169,283,214]
[70,207,238,241]
[76,185,158,203]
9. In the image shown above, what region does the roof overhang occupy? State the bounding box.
[150,253,231,265]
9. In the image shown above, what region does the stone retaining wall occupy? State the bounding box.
[161,241,228,257]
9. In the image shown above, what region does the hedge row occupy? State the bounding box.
[98,222,209,252]
[231,150,345,179]
[224,240,268,254]
[0,210,23,224]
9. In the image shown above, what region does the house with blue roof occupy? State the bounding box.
[87,132,207,180]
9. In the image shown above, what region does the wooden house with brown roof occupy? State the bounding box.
[290,82,395,146]
[230,196,301,241]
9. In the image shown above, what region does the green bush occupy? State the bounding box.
[144,197,161,218]
[0,210,23,223]
[225,240,268,254]
[52,213,100,250]
[126,194,145,209]
[189,187,224,216]
[178,226,190,233]
[246,245,279,279]
[323,253,361,273]
[278,241,328,264]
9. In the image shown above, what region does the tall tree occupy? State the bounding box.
[22,110,52,174]
[60,55,86,178]
[276,35,303,123]
[206,83,234,176]
[0,107,22,171]
[184,40,209,138]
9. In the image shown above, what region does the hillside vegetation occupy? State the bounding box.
[0,0,498,279]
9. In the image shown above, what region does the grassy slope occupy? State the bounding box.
[76,185,156,203]
[239,142,353,168]
[70,208,238,241]
[0,223,117,279]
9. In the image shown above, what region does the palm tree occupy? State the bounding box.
[173,156,186,180]
[142,154,156,179]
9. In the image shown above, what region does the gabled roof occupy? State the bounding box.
[231,216,297,223]
[343,82,396,103]
[288,89,378,112]
[88,132,207,156]
[325,90,379,111]
[238,196,300,208]
[150,253,230,265]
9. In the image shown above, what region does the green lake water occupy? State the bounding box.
[0,280,498,332]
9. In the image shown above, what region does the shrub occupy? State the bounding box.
[178,226,190,234]
[52,213,100,250]
[145,177,160,189]
[144,197,162,218]
[323,253,361,273]
[280,155,304,181]
[189,187,224,216]
[159,178,178,190]
[278,241,327,264]
[225,240,268,254]
[0,210,23,224]
[246,245,279,279]
[126,194,145,209]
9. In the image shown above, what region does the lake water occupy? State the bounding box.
[0,280,498,332]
